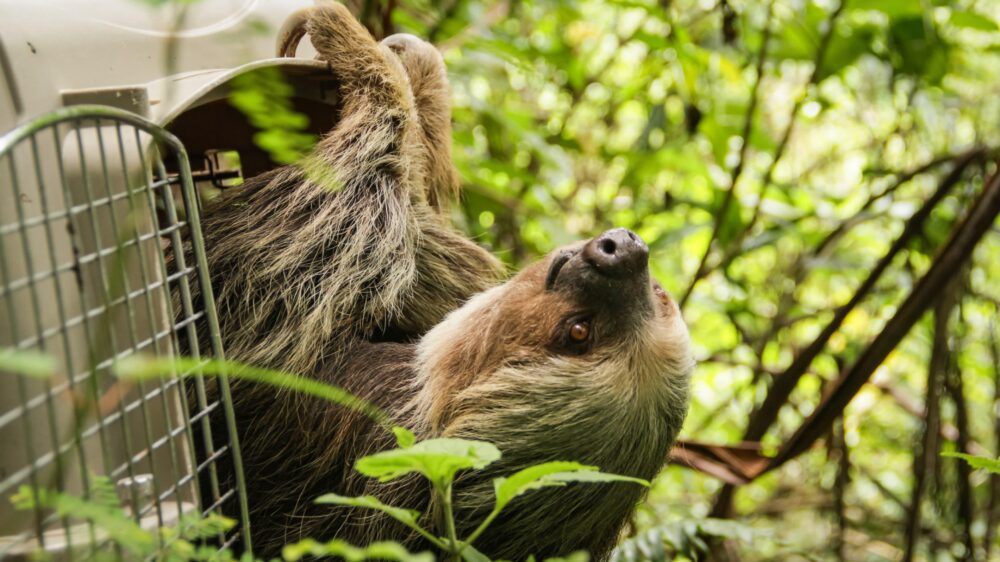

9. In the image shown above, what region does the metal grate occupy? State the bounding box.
[0,105,250,558]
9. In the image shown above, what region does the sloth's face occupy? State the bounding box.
[413,228,692,435]
[533,227,681,356]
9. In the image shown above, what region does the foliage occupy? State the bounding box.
[321,425,647,560]
[942,452,1000,475]
[228,67,317,165]
[282,538,434,562]
[610,518,757,562]
[11,475,240,562]
[6,0,1000,560]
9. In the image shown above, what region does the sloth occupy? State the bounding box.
[182,3,693,560]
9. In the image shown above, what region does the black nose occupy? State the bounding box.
[582,228,648,278]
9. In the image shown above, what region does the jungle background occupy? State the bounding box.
[2,0,1000,560]
[345,0,1000,560]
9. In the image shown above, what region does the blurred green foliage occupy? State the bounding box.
[229,67,317,165]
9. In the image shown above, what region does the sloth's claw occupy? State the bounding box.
[276,7,312,58]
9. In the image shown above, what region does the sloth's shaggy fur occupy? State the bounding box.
[180,3,693,560]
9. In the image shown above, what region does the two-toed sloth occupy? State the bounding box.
[187,3,692,560]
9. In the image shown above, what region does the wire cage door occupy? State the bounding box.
[0,106,251,558]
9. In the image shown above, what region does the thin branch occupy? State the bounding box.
[832,416,849,562]
[871,379,988,457]
[986,317,1000,562]
[710,152,983,519]
[743,151,981,443]
[678,0,775,309]
[944,319,974,562]
[742,0,849,234]
[902,279,957,562]
[853,464,958,550]
[812,147,987,260]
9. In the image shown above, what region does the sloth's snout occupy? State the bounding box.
[583,228,648,278]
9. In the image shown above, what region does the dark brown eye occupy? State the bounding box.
[569,321,590,342]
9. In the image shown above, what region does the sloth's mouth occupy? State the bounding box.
[545,249,576,290]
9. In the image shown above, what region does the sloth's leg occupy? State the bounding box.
[382,33,460,214]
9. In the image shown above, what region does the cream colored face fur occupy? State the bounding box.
[409,245,693,439]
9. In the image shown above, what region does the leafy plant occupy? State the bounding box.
[10,476,438,562]
[117,354,649,560]
[317,426,647,561]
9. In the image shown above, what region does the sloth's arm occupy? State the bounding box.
[290,1,426,332]
[201,3,424,372]
[383,34,460,213]
[279,8,459,213]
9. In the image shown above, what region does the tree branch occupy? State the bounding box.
[742,0,849,234]
[709,152,983,519]
[901,279,956,562]
[986,317,1000,562]
[770,163,1000,469]
[944,312,975,562]
[742,151,981,443]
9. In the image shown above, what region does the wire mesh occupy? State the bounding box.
[0,105,251,558]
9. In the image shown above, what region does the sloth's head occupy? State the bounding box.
[411,228,692,463]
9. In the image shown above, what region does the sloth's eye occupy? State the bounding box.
[569,321,590,342]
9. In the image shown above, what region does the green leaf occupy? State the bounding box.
[355,438,501,488]
[713,190,744,248]
[314,494,421,528]
[460,544,493,562]
[282,538,433,562]
[819,25,876,80]
[494,461,593,510]
[543,553,590,562]
[0,347,58,378]
[393,426,417,448]
[848,0,923,17]
[177,513,236,540]
[942,452,1000,474]
[771,2,825,62]
[889,17,949,83]
[949,10,999,31]
[494,461,649,512]
[12,483,155,556]
[114,355,388,424]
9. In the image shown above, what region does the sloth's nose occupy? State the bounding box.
[583,228,648,278]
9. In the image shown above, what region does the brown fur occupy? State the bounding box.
[179,4,692,560]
